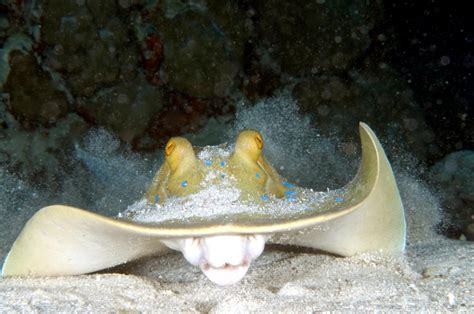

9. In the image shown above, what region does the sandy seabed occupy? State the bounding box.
[0,238,472,312]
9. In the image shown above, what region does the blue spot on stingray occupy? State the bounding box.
[154,195,159,204]
[256,172,261,179]
[204,159,212,166]
[261,194,270,201]
[335,196,343,203]
[181,180,188,188]
[283,181,295,188]
[285,190,297,196]
[220,161,226,167]
[286,196,297,201]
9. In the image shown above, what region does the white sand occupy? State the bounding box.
[1,238,472,312]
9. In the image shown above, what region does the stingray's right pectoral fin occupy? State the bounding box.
[273,123,406,257]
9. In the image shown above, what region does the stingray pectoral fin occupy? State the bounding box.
[1,205,168,277]
[273,122,406,256]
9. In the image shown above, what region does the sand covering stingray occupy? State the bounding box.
[1,123,406,285]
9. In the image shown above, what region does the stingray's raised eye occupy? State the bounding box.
[255,134,263,150]
[165,141,176,156]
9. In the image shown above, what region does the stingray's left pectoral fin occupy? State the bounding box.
[1,205,168,277]
[272,123,407,256]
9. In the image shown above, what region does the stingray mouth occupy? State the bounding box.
[170,234,266,285]
[201,260,249,271]
[200,260,250,286]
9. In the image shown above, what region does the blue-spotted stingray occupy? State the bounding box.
[1,123,406,285]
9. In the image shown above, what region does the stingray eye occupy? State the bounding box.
[165,141,176,156]
[255,134,263,150]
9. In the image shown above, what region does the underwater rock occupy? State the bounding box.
[3,53,69,127]
[293,65,436,161]
[0,32,34,90]
[77,74,164,144]
[140,33,165,86]
[207,1,280,102]
[430,150,474,240]
[256,0,382,75]
[41,0,140,97]
[240,49,282,103]
[0,1,41,39]
[150,10,242,98]
[0,13,10,38]
[206,0,252,66]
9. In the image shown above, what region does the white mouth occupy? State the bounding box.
[163,234,266,285]
[200,260,250,286]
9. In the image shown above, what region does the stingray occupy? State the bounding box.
[1,123,406,285]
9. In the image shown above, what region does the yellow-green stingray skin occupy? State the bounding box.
[146,130,287,204]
